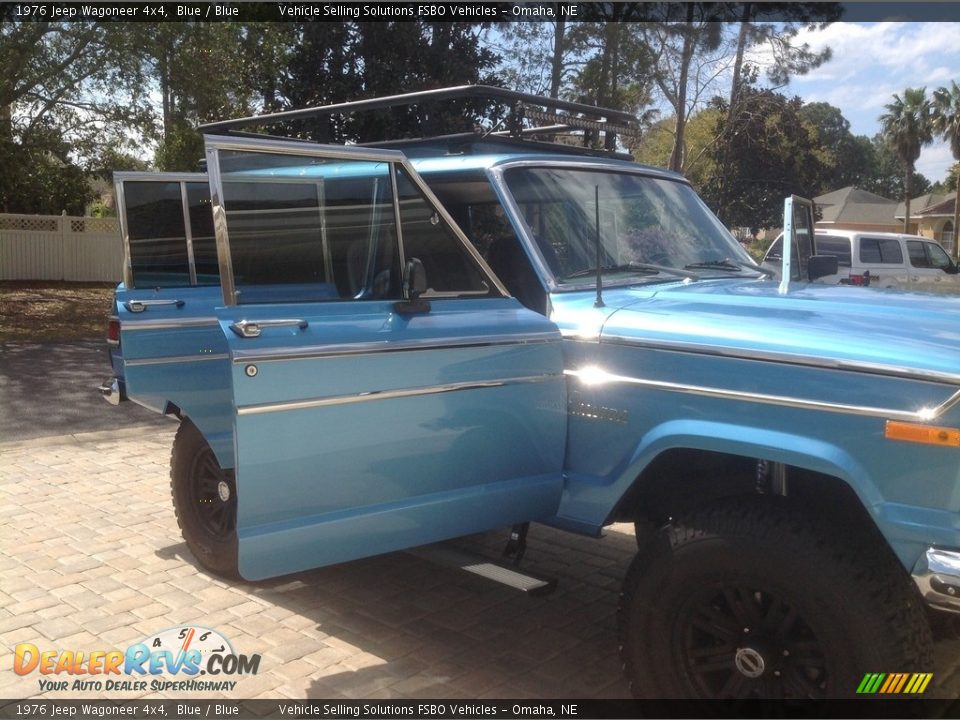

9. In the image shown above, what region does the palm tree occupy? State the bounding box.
[932,81,960,259]
[880,87,933,234]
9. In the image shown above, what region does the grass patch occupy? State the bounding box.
[0,281,116,342]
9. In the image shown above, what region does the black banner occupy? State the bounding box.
[2,2,960,23]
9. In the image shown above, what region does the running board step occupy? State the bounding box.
[409,544,557,596]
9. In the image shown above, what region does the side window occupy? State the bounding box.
[216,150,400,305]
[124,181,191,287]
[925,242,953,270]
[394,166,490,296]
[185,182,219,284]
[813,236,851,267]
[859,237,903,264]
[765,237,783,261]
[907,240,930,268]
[426,174,547,313]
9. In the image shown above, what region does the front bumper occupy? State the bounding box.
[912,547,960,613]
[97,377,126,406]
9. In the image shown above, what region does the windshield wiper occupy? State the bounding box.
[684,259,744,272]
[684,258,768,275]
[565,262,699,281]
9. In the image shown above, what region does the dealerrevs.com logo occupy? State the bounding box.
[14,626,261,693]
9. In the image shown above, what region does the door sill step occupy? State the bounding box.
[408,543,557,596]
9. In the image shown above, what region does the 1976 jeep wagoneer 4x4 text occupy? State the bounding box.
[100,87,960,699]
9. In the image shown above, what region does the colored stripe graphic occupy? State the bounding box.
[857,672,932,694]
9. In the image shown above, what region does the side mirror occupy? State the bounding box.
[394,258,431,314]
[808,255,839,282]
[945,260,959,275]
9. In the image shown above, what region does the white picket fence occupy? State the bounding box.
[0,213,122,282]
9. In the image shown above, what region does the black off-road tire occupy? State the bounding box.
[618,497,933,699]
[170,420,240,579]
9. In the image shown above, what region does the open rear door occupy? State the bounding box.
[204,136,569,580]
[113,173,233,463]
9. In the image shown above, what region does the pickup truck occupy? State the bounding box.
[101,86,960,699]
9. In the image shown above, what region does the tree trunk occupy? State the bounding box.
[904,167,912,234]
[952,183,959,260]
[669,5,696,173]
[549,17,566,99]
[605,25,622,150]
[729,4,753,113]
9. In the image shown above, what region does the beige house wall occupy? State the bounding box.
[918,217,956,254]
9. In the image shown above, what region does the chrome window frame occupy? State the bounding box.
[202,134,507,306]
[114,172,208,289]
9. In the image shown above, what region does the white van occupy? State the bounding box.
[763,229,960,290]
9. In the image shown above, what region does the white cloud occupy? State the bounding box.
[917,142,957,183]
[747,21,960,180]
[789,22,960,82]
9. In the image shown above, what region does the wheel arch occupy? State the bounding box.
[606,419,887,547]
[176,409,235,471]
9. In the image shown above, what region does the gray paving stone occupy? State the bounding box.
[3,427,958,702]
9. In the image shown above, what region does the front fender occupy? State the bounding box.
[557,419,882,531]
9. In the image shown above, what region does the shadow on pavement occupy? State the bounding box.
[157,525,635,699]
[0,340,173,442]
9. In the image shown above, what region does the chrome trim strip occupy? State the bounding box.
[180,181,198,285]
[113,177,134,288]
[205,144,238,306]
[563,368,960,423]
[114,172,207,183]
[231,332,560,363]
[121,317,221,331]
[237,373,562,416]
[599,334,960,387]
[391,164,406,287]
[124,354,229,367]
[203,134,405,163]
[913,547,960,614]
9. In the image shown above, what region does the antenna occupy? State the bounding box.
[594,185,604,308]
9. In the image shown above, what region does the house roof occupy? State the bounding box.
[915,195,957,217]
[814,186,898,225]
[894,193,951,218]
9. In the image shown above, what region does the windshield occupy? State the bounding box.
[501,166,758,287]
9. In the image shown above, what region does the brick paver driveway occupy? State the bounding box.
[2,426,959,701]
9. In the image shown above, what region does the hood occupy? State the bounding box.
[553,279,960,383]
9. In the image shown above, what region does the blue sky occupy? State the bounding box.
[781,21,960,184]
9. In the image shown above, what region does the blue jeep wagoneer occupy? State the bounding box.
[100,87,960,699]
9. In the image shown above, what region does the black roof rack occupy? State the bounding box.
[198,85,640,157]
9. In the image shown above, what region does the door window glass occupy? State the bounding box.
[216,150,400,304]
[859,237,903,264]
[394,166,490,296]
[124,181,190,287]
[907,240,930,268]
[185,182,219,284]
[925,242,953,270]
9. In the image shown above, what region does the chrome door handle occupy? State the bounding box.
[230,319,309,338]
[125,299,185,313]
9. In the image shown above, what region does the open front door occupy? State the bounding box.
[204,136,567,581]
